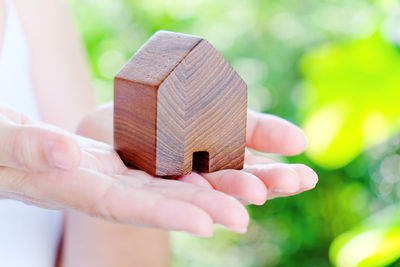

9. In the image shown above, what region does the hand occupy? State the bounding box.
[178,109,318,203]
[0,105,81,171]
[78,104,318,233]
[0,104,247,237]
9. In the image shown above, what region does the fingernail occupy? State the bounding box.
[287,186,300,193]
[272,185,299,194]
[302,177,318,189]
[234,227,247,234]
[46,141,75,170]
[240,199,251,206]
[189,231,213,238]
[225,226,247,234]
[304,182,317,190]
[286,182,301,193]
[271,188,283,193]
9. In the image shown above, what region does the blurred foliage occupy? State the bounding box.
[67,0,400,266]
[330,204,400,266]
[301,34,400,169]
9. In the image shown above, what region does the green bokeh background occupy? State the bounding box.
[67,0,400,266]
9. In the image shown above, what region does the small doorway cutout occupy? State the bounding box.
[192,151,210,172]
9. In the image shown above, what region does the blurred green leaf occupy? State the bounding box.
[331,227,400,267]
[300,34,400,169]
[330,205,400,267]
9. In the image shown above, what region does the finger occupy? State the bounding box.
[94,186,215,237]
[0,167,214,237]
[177,172,214,189]
[290,164,318,190]
[244,149,276,165]
[244,149,318,198]
[144,177,249,233]
[77,135,126,175]
[0,120,81,171]
[199,170,267,205]
[246,110,307,155]
[244,163,317,199]
[0,105,31,124]
[76,103,113,144]
[244,163,301,197]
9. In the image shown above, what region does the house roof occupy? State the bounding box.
[115,31,203,87]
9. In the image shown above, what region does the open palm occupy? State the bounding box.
[0,104,317,237]
[73,104,318,236]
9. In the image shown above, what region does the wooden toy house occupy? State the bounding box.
[114,31,247,176]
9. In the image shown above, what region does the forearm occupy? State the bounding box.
[61,212,170,267]
[16,0,95,131]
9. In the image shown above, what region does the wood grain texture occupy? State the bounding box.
[114,30,247,176]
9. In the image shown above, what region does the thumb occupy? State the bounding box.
[0,119,81,171]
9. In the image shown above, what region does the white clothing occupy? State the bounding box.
[0,0,63,266]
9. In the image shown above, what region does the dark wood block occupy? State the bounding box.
[114,30,247,176]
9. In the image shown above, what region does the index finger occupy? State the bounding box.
[246,110,307,155]
[0,119,81,171]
